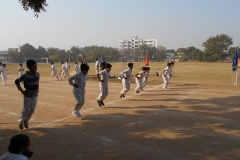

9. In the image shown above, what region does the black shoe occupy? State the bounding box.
[123,94,125,98]
[100,101,105,106]
[24,121,29,129]
[120,94,123,98]
[97,101,102,107]
[19,123,23,130]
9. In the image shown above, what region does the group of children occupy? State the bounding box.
[0,59,174,129]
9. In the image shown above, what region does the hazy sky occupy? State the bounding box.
[0,0,240,51]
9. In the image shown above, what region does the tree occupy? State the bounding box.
[202,34,233,62]
[19,0,48,17]
[19,43,37,59]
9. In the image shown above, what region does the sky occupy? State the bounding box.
[0,0,240,51]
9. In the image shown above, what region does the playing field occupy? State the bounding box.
[0,62,240,160]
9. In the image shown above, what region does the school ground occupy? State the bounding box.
[0,62,240,160]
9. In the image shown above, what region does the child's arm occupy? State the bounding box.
[68,75,78,87]
[15,77,26,95]
[97,73,104,83]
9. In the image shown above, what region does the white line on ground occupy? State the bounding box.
[31,85,161,129]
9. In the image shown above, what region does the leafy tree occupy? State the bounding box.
[19,0,48,17]
[19,43,37,58]
[202,34,233,61]
[228,47,240,60]
[188,49,204,61]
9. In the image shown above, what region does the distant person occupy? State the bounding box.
[18,63,24,77]
[15,60,39,129]
[119,63,133,98]
[68,64,89,117]
[75,62,80,74]
[51,62,59,81]
[170,62,174,77]
[162,62,172,89]
[96,63,112,107]
[100,59,106,71]
[142,67,150,89]
[95,58,99,73]
[60,61,67,80]
[0,134,33,159]
[134,67,146,94]
[65,60,70,77]
[0,64,9,86]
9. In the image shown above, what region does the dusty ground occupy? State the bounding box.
[0,63,240,160]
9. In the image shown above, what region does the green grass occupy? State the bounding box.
[4,62,239,87]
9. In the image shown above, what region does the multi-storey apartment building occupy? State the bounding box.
[119,35,157,51]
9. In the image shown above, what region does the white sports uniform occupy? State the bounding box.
[75,64,80,74]
[68,72,88,115]
[65,62,70,76]
[51,64,58,80]
[162,67,171,88]
[0,152,28,160]
[95,60,99,73]
[142,71,149,89]
[134,71,145,92]
[97,69,109,101]
[18,66,24,77]
[60,64,67,80]
[120,68,132,96]
[0,67,8,85]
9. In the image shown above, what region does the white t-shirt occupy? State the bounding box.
[65,63,70,70]
[0,152,28,160]
[95,61,99,68]
[51,65,57,71]
[61,64,66,71]
[68,72,88,94]
[136,71,145,80]
[75,64,80,71]
[120,68,132,83]
[144,72,149,79]
[0,68,8,76]
[18,66,24,73]
[163,67,171,76]
[98,69,109,83]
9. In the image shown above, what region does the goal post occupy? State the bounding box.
[24,57,49,64]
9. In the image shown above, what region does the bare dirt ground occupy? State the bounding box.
[0,68,240,160]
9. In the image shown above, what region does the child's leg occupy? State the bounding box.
[25,97,38,122]
[97,83,108,101]
[142,78,148,88]
[120,81,130,95]
[162,75,167,88]
[73,93,85,112]
[19,97,37,123]
[135,79,141,92]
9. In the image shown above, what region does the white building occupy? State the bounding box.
[0,51,9,64]
[119,35,157,51]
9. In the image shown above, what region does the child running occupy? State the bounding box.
[170,62,174,77]
[68,64,89,117]
[142,67,150,90]
[0,64,9,86]
[96,63,112,107]
[162,62,172,89]
[134,67,146,94]
[60,61,66,80]
[65,60,70,78]
[18,63,24,77]
[75,62,80,74]
[15,60,39,129]
[51,62,59,80]
[120,63,133,98]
